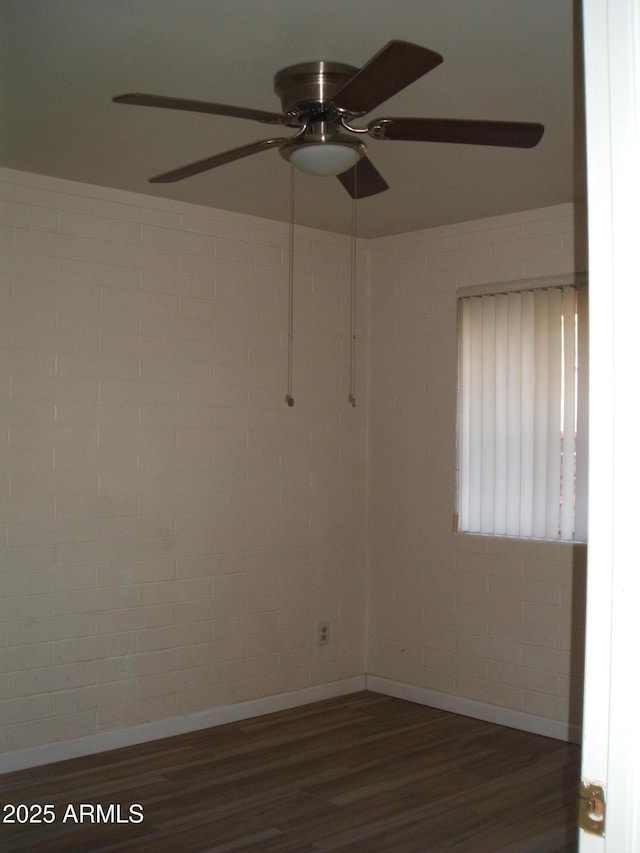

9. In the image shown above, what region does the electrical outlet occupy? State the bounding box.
[317,621,330,646]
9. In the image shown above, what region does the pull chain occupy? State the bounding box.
[286,165,295,407]
[349,164,358,407]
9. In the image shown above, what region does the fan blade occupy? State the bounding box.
[149,138,287,183]
[337,157,389,199]
[113,93,287,125]
[368,117,544,148]
[331,41,443,116]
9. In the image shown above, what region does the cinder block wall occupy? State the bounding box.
[367,203,587,737]
[0,169,367,754]
[1,167,586,759]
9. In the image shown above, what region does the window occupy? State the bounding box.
[457,282,587,541]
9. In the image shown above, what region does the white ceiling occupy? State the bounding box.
[0,0,583,238]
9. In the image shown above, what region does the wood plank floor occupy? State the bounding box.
[0,691,580,852]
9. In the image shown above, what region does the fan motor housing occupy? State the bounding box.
[274,61,358,119]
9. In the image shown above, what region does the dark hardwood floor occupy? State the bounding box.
[0,691,580,852]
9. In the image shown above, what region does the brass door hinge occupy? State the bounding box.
[578,781,605,836]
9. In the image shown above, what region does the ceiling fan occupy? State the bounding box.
[113,40,544,199]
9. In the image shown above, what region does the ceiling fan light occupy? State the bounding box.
[288,142,360,176]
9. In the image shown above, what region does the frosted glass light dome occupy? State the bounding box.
[288,142,359,176]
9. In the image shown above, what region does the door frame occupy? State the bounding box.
[580,0,640,849]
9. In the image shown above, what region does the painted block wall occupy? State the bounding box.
[0,169,367,755]
[0,165,588,762]
[367,203,587,738]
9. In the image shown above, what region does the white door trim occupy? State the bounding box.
[581,0,640,848]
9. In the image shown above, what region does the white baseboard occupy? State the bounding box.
[1,673,581,773]
[1,676,366,773]
[366,675,582,743]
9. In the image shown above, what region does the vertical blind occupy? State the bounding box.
[458,285,586,541]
